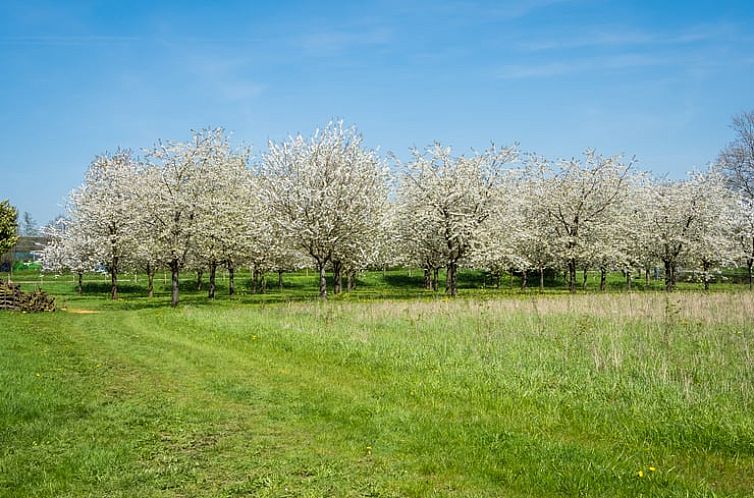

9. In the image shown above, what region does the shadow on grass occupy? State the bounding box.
[81,282,144,295]
[27,267,747,313]
[59,269,566,312]
[383,273,424,289]
[78,285,452,311]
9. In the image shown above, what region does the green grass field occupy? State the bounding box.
[2,270,754,496]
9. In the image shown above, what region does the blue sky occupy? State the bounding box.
[1,0,753,225]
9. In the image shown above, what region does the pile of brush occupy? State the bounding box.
[0,281,56,312]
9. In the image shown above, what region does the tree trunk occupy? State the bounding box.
[208,260,217,299]
[110,256,118,300]
[432,267,439,291]
[423,268,431,290]
[347,270,355,291]
[750,237,754,290]
[664,259,675,292]
[170,259,180,307]
[539,266,545,292]
[600,267,607,291]
[228,260,235,296]
[260,272,267,294]
[318,263,327,299]
[671,263,677,290]
[645,268,650,288]
[146,262,154,298]
[446,261,458,297]
[582,267,588,290]
[278,269,284,291]
[251,266,259,294]
[626,270,632,291]
[196,269,203,291]
[333,260,342,295]
[702,259,710,291]
[568,259,577,293]
[521,269,528,290]
[77,272,83,295]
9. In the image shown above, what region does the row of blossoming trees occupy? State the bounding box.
[42,115,754,305]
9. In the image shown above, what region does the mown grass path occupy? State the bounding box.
[2,294,754,496]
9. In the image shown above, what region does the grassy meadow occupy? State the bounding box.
[1,269,754,496]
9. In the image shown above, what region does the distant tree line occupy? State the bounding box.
[39,112,754,305]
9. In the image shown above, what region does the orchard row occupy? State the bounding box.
[42,114,754,305]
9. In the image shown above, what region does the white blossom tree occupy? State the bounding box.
[470,172,548,290]
[393,191,447,290]
[191,129,251,299]
[644,179,690,291]
[643,172,729,291]
[262,121,389,299]
[130,218,162,298]
[685,170,736,290]
[143,130,219,306]
[619,176,659,289]
[731,196,754,289]
[245,181,288,294]
[534,150,633,292]
[509,168,557,291]
[67,150,141,299]
[40,217,97,294]
[399,143,518,296]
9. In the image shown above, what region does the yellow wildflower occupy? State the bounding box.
[648,466,656,472]
[637,470,644,478]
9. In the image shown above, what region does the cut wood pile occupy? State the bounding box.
[0,281,56,312]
